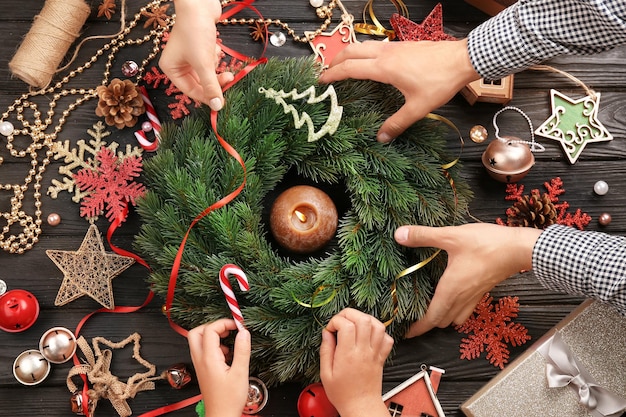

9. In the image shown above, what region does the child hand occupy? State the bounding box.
[188,319,251,417]
[319,308,394,417]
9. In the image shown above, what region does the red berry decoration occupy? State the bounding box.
[297,382,339,417]
[0,289,40,332]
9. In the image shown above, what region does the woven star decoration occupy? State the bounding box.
[535,89,612,164]
[47,224,135,309]
[389,3,456,41]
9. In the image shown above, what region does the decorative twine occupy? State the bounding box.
[9,0,91,88]
[67,333,165,417]
[529,64,597,100]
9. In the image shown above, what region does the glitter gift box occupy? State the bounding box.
[461,300,626,417]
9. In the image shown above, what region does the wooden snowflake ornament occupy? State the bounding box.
[534,89,612,164]
[47,224,135,309]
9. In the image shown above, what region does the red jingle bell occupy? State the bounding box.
[297,382,339,417]
[0,289,40,332]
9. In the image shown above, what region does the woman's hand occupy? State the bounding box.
[159,0,234,111]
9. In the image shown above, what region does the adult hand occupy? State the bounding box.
[394,223,542,337]
[188,319,251,417]
[319,39,480,143]
[320,308,394,417]
[159,0,234,111]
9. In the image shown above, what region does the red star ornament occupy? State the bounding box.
[306,18,357,69]
[390,3,456,41]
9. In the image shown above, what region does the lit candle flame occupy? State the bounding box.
[295,210,307,223]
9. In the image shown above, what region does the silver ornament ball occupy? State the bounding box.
[270,31,287,47]
[39,327,77,364]
[593,180,609,196]
[243,377,269,414]
[13,349,51,385]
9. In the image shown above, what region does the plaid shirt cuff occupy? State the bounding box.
[467,0,626,80]
[532,224,626,316]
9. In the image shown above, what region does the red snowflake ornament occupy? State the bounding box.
[73,147,146,222]
[389,3,456,42]
[455,293,531,369]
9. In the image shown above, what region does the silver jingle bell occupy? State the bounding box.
[13,349,51,385]
[39,327,77,364]
[243,376,269,414]
[481,136,535,183]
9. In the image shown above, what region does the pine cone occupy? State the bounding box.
[507,190,557,229]
[95,78,145,129]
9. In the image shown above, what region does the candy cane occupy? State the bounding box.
[134,86,161,152]
[219,264,249,330]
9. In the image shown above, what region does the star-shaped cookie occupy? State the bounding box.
[534,89,613,164]
[47,224,135,309]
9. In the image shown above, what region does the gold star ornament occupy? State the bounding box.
[47,224,135,309]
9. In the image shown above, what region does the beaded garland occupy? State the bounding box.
[0,0,172,254]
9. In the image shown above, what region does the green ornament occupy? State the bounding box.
[534,89,612,164]
[135,57,472,386]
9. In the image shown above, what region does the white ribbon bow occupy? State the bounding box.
[539,331,626,417]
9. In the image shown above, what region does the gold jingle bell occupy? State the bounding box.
[481,136,535,183]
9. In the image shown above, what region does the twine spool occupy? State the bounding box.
[9,0,91,88]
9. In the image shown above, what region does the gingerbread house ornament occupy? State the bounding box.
[460,75,514,105]
[383,366,446,417]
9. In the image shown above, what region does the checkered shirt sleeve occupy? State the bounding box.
[467,0,626,79]
[532,224,626,316]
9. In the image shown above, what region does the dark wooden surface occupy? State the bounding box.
[0,0,623,416]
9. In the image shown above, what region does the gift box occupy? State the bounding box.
[461,300,626,417]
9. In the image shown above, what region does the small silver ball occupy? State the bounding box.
[39,327,77,363]
[0,121,14,137]
[593,180,609,196]
[243,377,269,414]
[121,60,139,77]
[13,349,51,385]
[270,31,287,47]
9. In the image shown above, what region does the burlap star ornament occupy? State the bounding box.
[47,224,135,309]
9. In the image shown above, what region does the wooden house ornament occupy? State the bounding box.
[460,75,514,105]
[382,366,446,417]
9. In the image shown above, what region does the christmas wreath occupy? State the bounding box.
[135,57,472,385]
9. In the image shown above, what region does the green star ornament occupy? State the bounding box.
[534,89,612,164]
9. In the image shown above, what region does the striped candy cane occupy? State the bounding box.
[134,86,161,152]
[219,264,249,330]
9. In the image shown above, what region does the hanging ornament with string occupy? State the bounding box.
[481,107,545,183]
[529,65,613,164]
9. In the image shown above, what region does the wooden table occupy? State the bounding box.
[1,0,623,416]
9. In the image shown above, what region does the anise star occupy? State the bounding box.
[97,0,116,20]
[249,22,268,42]
[141,4,171,29]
